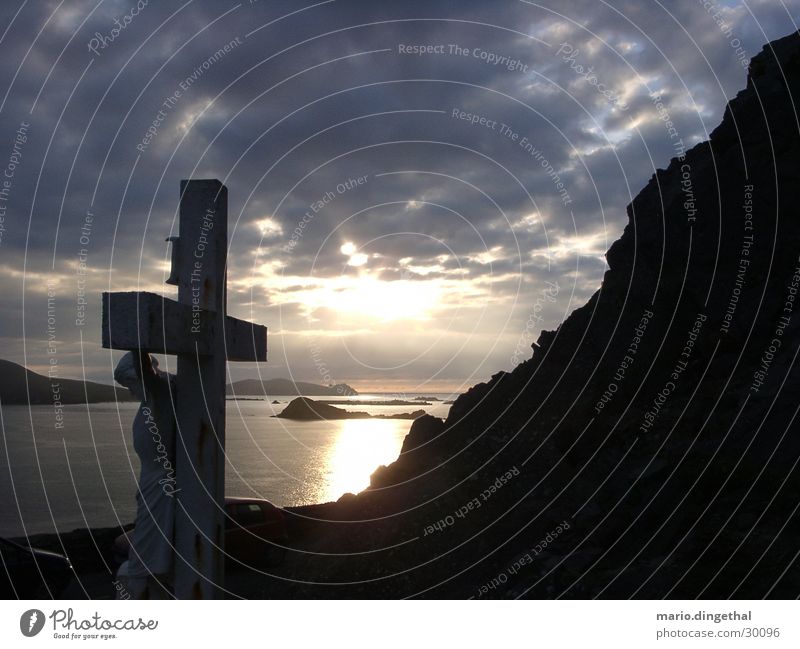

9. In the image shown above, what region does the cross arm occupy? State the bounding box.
[102,291,267,362]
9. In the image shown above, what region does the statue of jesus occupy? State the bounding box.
[113,351,178,599]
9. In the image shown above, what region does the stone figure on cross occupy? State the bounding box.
[113,350,177,598]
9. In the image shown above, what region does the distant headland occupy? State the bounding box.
[227,378,358,397]
[0,359,358,405]
[0,359,134,405]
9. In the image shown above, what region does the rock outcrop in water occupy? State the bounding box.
[275,397,425,421]
[261,32,800,600]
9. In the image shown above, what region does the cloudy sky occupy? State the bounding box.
[0,0,796,392]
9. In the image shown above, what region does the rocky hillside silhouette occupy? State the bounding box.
[262,32,800,599]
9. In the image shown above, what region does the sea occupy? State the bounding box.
[0,394,453,537]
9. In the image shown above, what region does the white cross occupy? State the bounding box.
[102,179,267,598]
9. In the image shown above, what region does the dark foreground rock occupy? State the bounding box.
[252,32,800,599]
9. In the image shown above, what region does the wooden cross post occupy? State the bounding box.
[102,179,267,599]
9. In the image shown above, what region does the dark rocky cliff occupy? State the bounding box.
[267,32,800,599]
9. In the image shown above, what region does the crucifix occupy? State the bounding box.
[102,179,267,599]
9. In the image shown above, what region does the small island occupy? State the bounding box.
[275,397,425,421]
[316,399,430,406]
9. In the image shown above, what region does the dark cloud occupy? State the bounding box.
[0,0,795,387]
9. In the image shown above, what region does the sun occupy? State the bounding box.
[297,273,441,323]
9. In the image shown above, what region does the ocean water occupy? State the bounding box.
[0,395,452,537]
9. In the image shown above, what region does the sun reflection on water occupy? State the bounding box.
[322,418,407,502]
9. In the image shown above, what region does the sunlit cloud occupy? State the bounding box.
[254,217,283,238]
[469,246,504,266]
[347,253,369,267]
[531,230,610,262]
[340,241,369,267]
